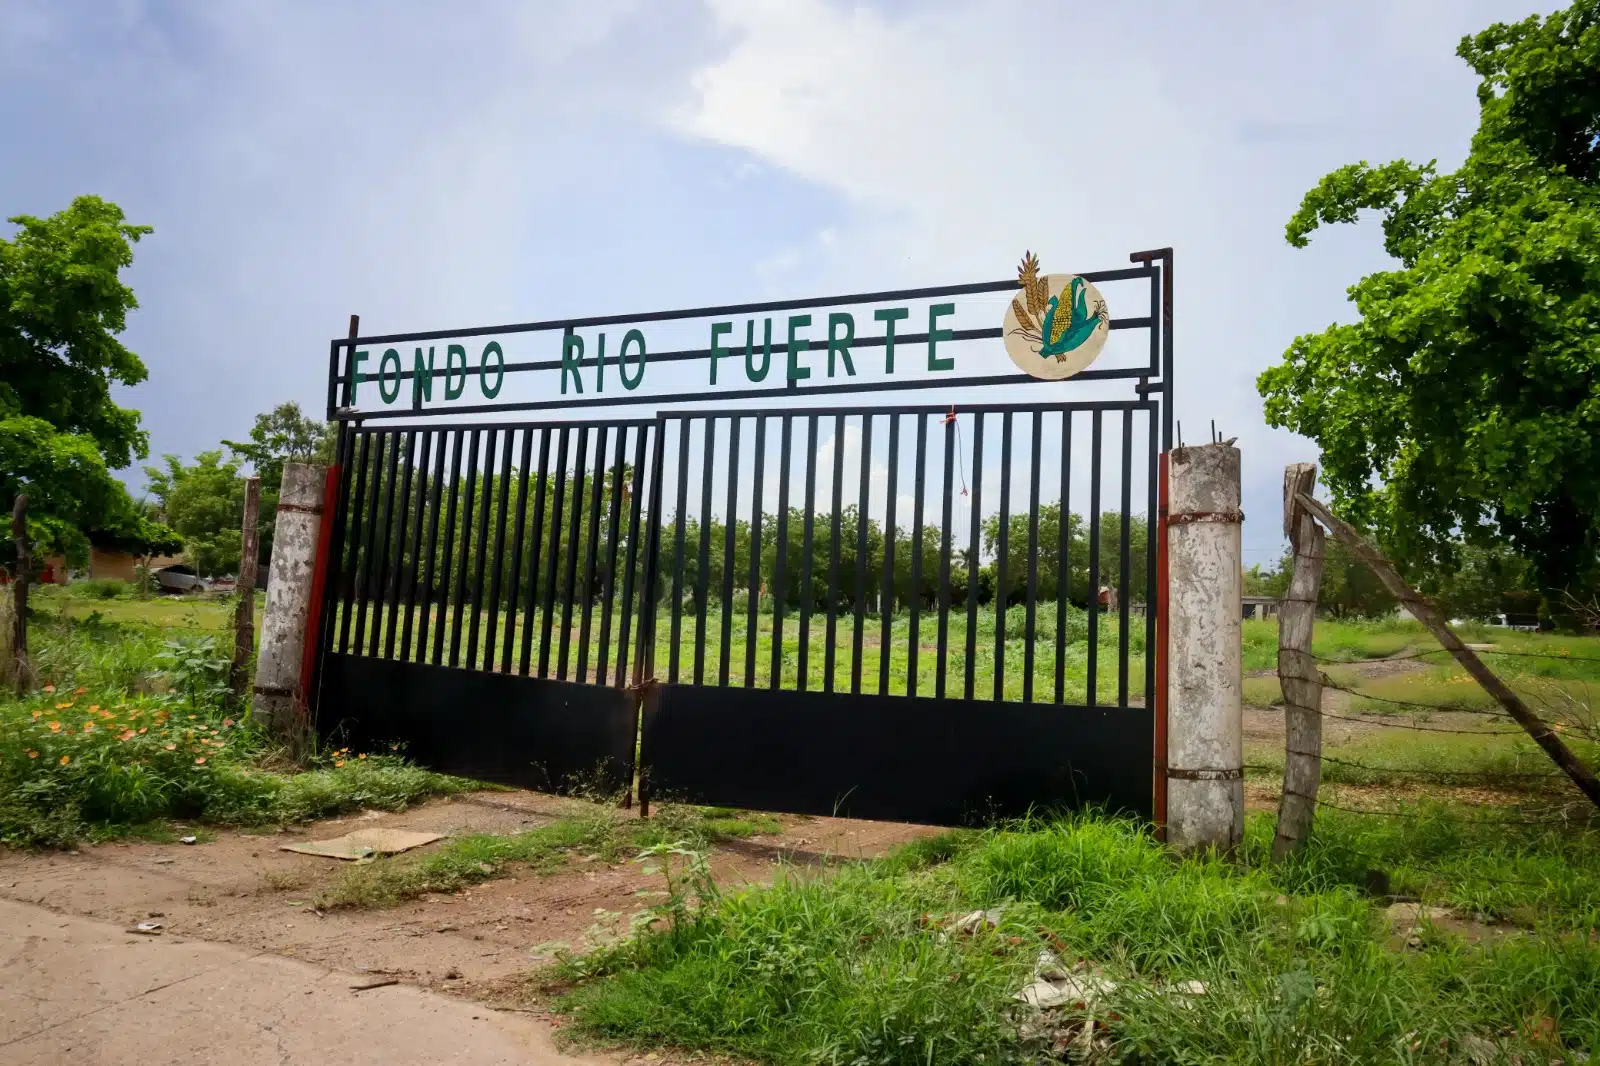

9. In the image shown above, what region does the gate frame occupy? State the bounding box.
[309,251,1175,824]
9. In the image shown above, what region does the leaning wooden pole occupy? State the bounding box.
[1272,465,1325,859]
[10,494,31,696]
[231,476,262,701]
[1296,492,1600,812]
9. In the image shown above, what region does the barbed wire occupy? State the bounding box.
[1247,756,1563,782]
[1313,679,1514,717]
[1309,796,1576,827]
[1313,647,1600,666]
[1315,708,1520,735]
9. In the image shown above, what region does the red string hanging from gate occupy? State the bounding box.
[943,406,969,496]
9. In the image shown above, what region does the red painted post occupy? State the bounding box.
[1153,451,1170,839]
[297,463,341,728]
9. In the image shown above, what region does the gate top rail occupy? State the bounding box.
[326,258,1168,430]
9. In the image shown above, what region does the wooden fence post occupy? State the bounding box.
[10,494,31,696]
[231,477,261,701]
[1295,492,1600,813]
[1272,465,1325,859]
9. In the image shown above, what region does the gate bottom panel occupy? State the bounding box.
[640,684,1152,826]
[318,653,637,795]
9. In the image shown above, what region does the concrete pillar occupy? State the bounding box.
[1166,444,1243,852]
[253,463,327,743]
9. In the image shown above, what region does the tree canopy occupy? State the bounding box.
[224,402,335,565]
[143,452,245,577]
[1258,0,1600,597]
[0,196,172,566]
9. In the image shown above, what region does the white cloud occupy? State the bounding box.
[670,0,1539,556]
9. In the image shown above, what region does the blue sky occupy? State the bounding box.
[1,0,1550,565]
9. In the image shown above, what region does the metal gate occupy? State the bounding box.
[312,250,1172,825]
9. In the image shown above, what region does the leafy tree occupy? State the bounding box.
[1258,1,1600,600]
[0,196,169,565]
[143,451,245,576]
[224,402,336,564]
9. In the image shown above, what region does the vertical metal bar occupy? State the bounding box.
[322,425,355,661]
[432,431,464,666]
[878,415,899,696]
[851,414,872,694]
[1162,259,1174,452]
[745,417,766,687]
[399,430,432,661]
[668,420,689,682]
[719,417,740,687]
[538,428,570,678]
[501,429,533,673]
[337,434,371,654]
[353,433,387,655]
[824,413,845,693]
[1155,450,1171,835]
[922,413,938,699]
[633,420,669,690]
[770,417,792,690]
[417,432,446,662]
[578,426,608,682]
[452,429,483,668]
[382,431,414,660]
[484,429,513,671]
[615,426,648,687]
[694,418,716,685]
[1088,410,1103,707]
[1024,414,1042,703]
[597,427,627,685]
[1118,410,1134,707]
[994,412,1012,702]
[558,426,588,680]
[934,412,953,697]
[368,431,400,658]
[797,415,818,692]
[520,429,552,675]
[1146,408,1159,706]
[964,412,985,701]
[1056,413,1072,703]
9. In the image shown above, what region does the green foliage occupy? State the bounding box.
[142,450,245,575]
[224,402,336,564]
[1260,1,1600,595]
[557,811,1600,1065]
[0,196,167,566]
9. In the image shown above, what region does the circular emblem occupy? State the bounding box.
[1001,251,1110,380]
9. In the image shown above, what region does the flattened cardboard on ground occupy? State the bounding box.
[280,828,443,860]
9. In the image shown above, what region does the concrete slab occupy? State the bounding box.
[0,897,610,1066]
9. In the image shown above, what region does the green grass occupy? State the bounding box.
[336,601,1151,706]
[1,595,470,846]
[319,803,783,909]
[550,808,1600,1065]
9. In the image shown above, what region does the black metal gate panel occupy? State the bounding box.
[642,683,1151,824]
[314,254,1173,824]
[315,418,661,795]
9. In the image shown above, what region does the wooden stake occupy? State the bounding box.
[11,494,31,696]
[1296,491,1600,812]
[1272,465,1325,859]
[231,477,261,701]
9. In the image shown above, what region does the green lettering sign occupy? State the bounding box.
[874,307,909,372]
[378,348,401,404]
[746,318,772,382]
[827,313,856,377]
[593,333,606,393]
[350,349,370,402]
[445,344,468,399]
[709,321,733,385]
[928,303,955,372]
[413,346,434,405]
[480,341,504,398]
[561,331,584,395]
[786,314,812,381]
[619,329,646,390]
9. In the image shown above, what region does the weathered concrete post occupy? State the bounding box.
[253,463,326,744]
[1166,444,1243,852]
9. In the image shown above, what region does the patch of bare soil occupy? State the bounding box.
[0,791,939,1007]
